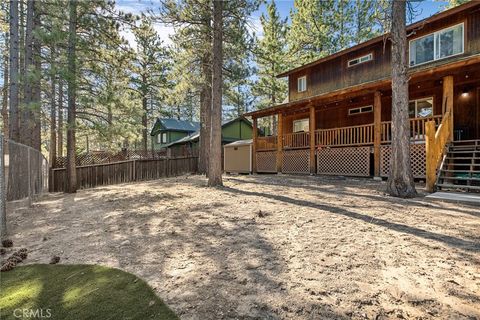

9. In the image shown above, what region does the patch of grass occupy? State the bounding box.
[0,264,178,320]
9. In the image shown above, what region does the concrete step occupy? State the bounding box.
[440,176,480,182]
[426,191,480,205]
[436,183,480,191]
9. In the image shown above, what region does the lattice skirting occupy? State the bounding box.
[282,149,310,174]
[317,146,371,176]
[380,144,426,178]
[256,151,277,173]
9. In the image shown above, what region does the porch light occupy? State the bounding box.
[461,88,470,98]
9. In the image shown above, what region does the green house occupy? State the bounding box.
[165,116,254,156]
[150,118,200,150]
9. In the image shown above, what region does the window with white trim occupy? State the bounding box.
[409,97,433,118]
[293,118,309,133]
[409,23,464,66]
[348,105,373,115]
[297,76,307,92]
[157,134,162,144]
[161,132,168,144]
[348,53,373,67]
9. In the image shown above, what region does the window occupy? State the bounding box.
[348,53,373,67]
[161,132,168,144]
[348,105,373,115]
[409,97,433,118]
[293,118,309,133]
[409,23,464,66]
[297,76,307,92]
[157,134,162,144]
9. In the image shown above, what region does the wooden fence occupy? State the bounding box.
[50,156,198,192]
[53,149,168,168]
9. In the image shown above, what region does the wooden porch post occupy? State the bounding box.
[276,113,283,173]
[373,91,382,178]
[252,117,257,173]
[425,120,436,192]
[309,105,316,174]
[443,75,454,141]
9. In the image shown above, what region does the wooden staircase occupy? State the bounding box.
[436,140,480,192]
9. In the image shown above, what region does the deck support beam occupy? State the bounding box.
[309,105,316,174]
[252,117,257,173]
[373,91,382,178]
[276,113,283,173]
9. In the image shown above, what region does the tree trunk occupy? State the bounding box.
[1,31,9,143]
[58,79,63,157]
[31,0,41,151]
[199,61,212,174]
[49,46,56,168]
[8,0,19,142]
[142,96,148,151]
[386,0,416,198]
[208,0,223,187]
[66,0,77,193]
[20,0,33,147]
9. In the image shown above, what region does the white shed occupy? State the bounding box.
[223,139,252,174]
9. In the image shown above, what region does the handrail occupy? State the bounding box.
[425,108,452,192]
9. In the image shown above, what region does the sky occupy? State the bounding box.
[116,0,452,47]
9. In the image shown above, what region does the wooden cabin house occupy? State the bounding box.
[150,118,200,150]
[244,2,480,192]
[165,117,254,157]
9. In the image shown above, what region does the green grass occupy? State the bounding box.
[0,264,178,320]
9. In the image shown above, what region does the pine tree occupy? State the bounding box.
[288,0,336,65]
[387,0,416,198]
[353,0,379,45]
[66,0,77,193]
[208,0,223,187]
[130,17,170,151]
[8,0,19,142]
[445,0,470,9]
[253,0,289,111]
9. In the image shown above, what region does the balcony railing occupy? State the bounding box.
[283,132,310,149]
[256,136,277,151]
[255,115,443,150]
[381,115,442,143]
[315,123,375,147]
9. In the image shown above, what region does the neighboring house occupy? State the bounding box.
[150,118,200,150]
[165,117,254,157]
[244,2,480,192]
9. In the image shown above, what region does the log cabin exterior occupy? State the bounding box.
[244,2,480,191]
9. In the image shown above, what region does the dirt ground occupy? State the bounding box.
[5,174,480,319]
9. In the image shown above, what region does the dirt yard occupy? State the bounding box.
[5,174,480,319]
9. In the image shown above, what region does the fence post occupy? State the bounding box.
[132,160,136,182]
[27,147,32,206]
[0,135,6,237]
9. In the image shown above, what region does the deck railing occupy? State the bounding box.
[256,136,277,151]
[283,132,310,149]
[381,115,442,143]
[315,123,375,147]
[255,115,443,151]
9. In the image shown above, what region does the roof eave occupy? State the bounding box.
[276,1,480,78]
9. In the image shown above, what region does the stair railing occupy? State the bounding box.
[425,97,452,192]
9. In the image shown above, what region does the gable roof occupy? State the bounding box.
[150,118,200,136]
[276,1,480,78]
[164,116,253,147]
